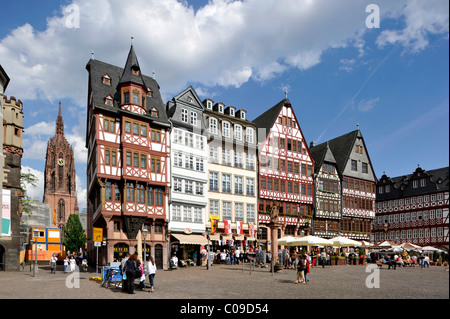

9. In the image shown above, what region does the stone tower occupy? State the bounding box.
[43,103,79,229]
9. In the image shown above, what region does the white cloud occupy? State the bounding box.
[376,0,449,53]
[357,97,379,112]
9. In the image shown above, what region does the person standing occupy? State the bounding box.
[120,253,130,292]
[320,250,327,268]
[294,255,306,284]
[49,255,57,274]
[125,253,138,294]
[304,255,310,284]
[69,256,76,272]
[63,256,69,273]
[146,256,157,293]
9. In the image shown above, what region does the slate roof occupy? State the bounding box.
[310,129,362,176]
[252,98,290,138]
[118,44,147,87]
[377,166,449,200]
[85,48,168,126]
[0,64,10,91]
[310,141,337,174]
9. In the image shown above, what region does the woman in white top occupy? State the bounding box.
[69,256,76,272]
[146,256,157,292]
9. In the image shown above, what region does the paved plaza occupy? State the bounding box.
[0,262,448,300]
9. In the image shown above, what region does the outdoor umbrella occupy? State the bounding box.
[400,242,422,251]
[286,235,333,247]
[329,236,361,247]
[277,236,296,245]
[421,246,439,252]
[359,241,373,247]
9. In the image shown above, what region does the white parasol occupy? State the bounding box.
[286,235,333,247]
[329,236,362,247]
[278,236,297,245]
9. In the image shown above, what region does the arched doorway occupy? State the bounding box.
[0,245,5,271]
[113,243,129,262]
[155,244,163,269]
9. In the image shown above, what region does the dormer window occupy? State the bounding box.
[102,74,111,85]
[131,67,140,76]
[218,104,224,113]
[207,101,212,110]
[147,87,153,97]
[105,95,114,106]
[230,108,235,117]
[151,107,159,118]
[241,112,246,120]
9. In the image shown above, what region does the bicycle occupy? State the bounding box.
[101,268,117,289]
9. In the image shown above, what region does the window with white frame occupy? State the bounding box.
[181,109,188,123]
[172,204,182,221]
[246,128,254,144]
[235,203,244,221]
[246,178,255,196]
[196,183,204,196]
[247,204,255,223]
[400,213,404,222]
[174,129,183,144]
[173,178,183,192]
[210,118,218,134]
[223,202,232,220]
[234,151,243,168]
[423,210,428,220]
[413,180,418,188]
[424,228,429,238]
[235,125,242,141]
[209,145,219,163]
[431,228,436,237]
[193,207,202,223]
[437,193,443,200]
[222,174,231,193]
[223,122,230,138]
[174,152,183,167]
[209,172,219,191]
[190,111,197,126]
[222,148,232,165]
[436,209,442,219]
[210,200,219,217]
[437,227,443,237]
[183,206,192,222]
[235,176,243,195]
[430,210,436,219]
[185,180,193,194]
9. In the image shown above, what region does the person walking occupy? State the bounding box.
[49,255,57,274]
[125,253,138,294]
[146,256,157,292]
[304,255,310,284]
[120,253,130,292]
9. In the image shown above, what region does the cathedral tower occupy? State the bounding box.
[43,103,79,228]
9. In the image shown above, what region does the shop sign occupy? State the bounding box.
[184,228,192,234]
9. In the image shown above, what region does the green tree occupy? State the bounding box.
[64,214,87,253]
[20,170,40,216]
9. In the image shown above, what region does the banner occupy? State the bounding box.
[249,222,255,236]
[237,221,243,235]
[224,219,232,234]
[211,219,217,234]
[2,189,11,237]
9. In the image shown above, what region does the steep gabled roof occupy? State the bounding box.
[310,141,337,174]
[252,98,290,138]
[85,57,168,125]
[118,45,147,87]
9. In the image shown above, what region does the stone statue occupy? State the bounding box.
[269,200,279,223]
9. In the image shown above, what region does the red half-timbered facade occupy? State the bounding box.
[85,45,170,269]
[253,98,314,247]
[374,166,449,251]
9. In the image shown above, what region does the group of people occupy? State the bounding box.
[217,249,246,265]
[378,253,431,269]
[49,253,88,274]
[119,253,157,294]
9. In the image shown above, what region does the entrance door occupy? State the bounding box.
[155,244,163,269]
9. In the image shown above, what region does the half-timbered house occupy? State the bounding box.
[316,129,377,242]
[374,166,449,250]
[310,141,341,238]
[85,45,170,269]
[253,98,314,249]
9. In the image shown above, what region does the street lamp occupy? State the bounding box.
[142,228,149,265]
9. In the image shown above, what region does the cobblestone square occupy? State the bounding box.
[0,263,448,300]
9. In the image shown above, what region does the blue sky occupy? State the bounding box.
[0,0,448,209]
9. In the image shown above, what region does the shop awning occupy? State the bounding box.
[246,236,256,241]
[234,235,245,241]
[171,234,209,245]
[209,234,221,241]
